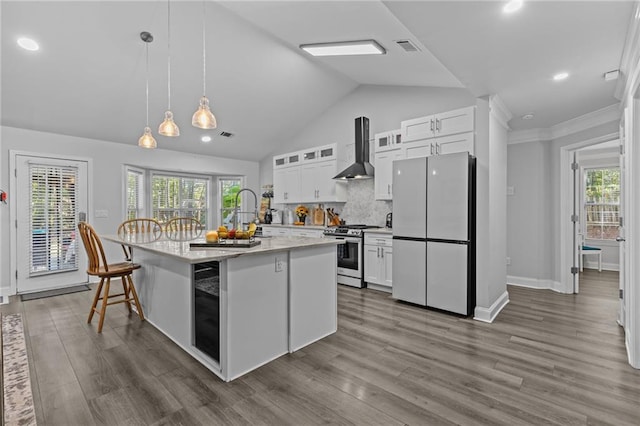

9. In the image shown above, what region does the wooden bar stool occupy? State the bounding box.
[165,217,203,240]
[77,222,145,333]
[117,218,163,261]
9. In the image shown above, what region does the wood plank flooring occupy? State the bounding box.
[2,269,639,425]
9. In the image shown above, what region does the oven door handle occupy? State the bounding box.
[334,237,361,243]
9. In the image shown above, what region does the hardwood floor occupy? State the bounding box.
[2,269,639,425]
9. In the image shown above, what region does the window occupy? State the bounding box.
[126,168,144,220]
[584,167,620,240]
[219,178,241,227]
[151,173,209,227]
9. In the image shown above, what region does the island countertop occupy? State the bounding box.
[102,234,342,264]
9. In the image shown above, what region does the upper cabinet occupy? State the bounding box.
[273,143,347,204]
[374,129,402,152]
[401,106,474,143]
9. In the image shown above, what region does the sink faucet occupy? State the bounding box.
[233,188,259,231]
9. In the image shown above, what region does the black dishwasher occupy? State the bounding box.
[194,262,220,363]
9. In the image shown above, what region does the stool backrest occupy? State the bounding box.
[165,217,203,240]
[78,222,109,275]
[117,218,163,241]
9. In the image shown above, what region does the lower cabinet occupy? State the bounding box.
[364,234,393,292]
[262,226,291,237]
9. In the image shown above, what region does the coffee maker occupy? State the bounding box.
[385,212,392,228]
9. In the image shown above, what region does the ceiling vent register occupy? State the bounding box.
[395,40,420,53]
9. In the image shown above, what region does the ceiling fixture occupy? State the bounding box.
[503,0,523,14]
[158,0,180,137]
[138,32,157,149]
[521,113,534,120]
[553,72,569,81]
[201,135,212,143]
[395,40,420,53]
[17,37,39,51]
[192,0,217,129]
[300,40,386,57]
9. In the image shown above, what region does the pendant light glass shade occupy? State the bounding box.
[192,0,217,130]
[159,110,180,136]
[159,0,180,137]
[138,31,157,149]
[192,96,217,129]
[139,126,157,149]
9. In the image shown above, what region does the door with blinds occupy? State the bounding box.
[16,155,89,293]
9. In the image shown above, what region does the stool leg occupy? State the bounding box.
[122,277,132,313]
[88,278,105,324]
[97,278,111,333]
[126,274,145,321]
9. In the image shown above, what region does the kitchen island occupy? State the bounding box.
[102,234,341,382]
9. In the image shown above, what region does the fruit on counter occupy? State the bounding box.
[218,231,228,239]
[236,230,247,239]
[228,229,236,239]
[205,230,219,243]
[248,223,257,236]
[217,225,228,232]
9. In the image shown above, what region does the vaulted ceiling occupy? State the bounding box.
[1,1,634,161]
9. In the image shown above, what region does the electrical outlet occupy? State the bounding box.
[506,257,511,265]
[275,257,284,272]
[506,186,515,196]
[95,209,108,218]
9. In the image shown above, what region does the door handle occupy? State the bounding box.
[430,144,434,155]
[436,118,440,132]
[616,236,626,242]
[430,119,434,132]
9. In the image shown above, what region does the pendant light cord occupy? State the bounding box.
[145,41,150,127]
[202,0,206,96]
[167,0,172,110]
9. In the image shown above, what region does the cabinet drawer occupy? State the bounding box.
[364,234,392,246]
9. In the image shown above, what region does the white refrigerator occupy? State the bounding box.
[391,152,475,315]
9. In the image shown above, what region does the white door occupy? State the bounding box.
[16,155,89,293]
[572,152,580,293]
[618,114,628,326]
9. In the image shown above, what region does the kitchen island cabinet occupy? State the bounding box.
[103,235,341,382]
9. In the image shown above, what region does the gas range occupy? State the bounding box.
[323,224,381,237]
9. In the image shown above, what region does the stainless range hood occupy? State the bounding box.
[333,117,374,180]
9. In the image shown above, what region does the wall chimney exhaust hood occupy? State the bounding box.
[333,117,374,180]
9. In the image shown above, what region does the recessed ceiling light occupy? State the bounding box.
[553,72,569,81]
[300,40,385,57]
[17,37,39,51]
[201,135,212,143]
[522,113,534,120]
[503,0,523,14]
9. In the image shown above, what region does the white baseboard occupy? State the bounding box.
[507,275,568,293]
[582,261,619,272]
[474,290,509,323]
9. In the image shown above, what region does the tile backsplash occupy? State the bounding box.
[274,179,392,227]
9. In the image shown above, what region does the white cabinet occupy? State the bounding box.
[289,228,324,238]
[374,129,402,153]
[374,149,404,200]
[273,166,300,204]
[401,106,474,143]
[404,132,474,159]
[273,144,346,204]
[261,226,290,237]
[364,234,393,292]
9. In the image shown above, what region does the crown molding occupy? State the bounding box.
[618,3,640,102]
[508,103,621,145]
[489,95,513,130]
[549,103,621,139]
[508,128,552,145]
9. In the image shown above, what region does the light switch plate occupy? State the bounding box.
[506,186,515,196]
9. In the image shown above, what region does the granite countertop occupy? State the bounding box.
[363,228,393,235]
[102,234,342,264]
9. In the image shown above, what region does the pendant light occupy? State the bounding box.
[192,0,217,129]
[138,31,157,149]
[158,0,180,136]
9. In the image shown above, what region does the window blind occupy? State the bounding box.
[126,169,143,220]
[29,164,79,275]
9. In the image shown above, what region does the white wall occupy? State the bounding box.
[0,126,260,295]
[259,84,476,186]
